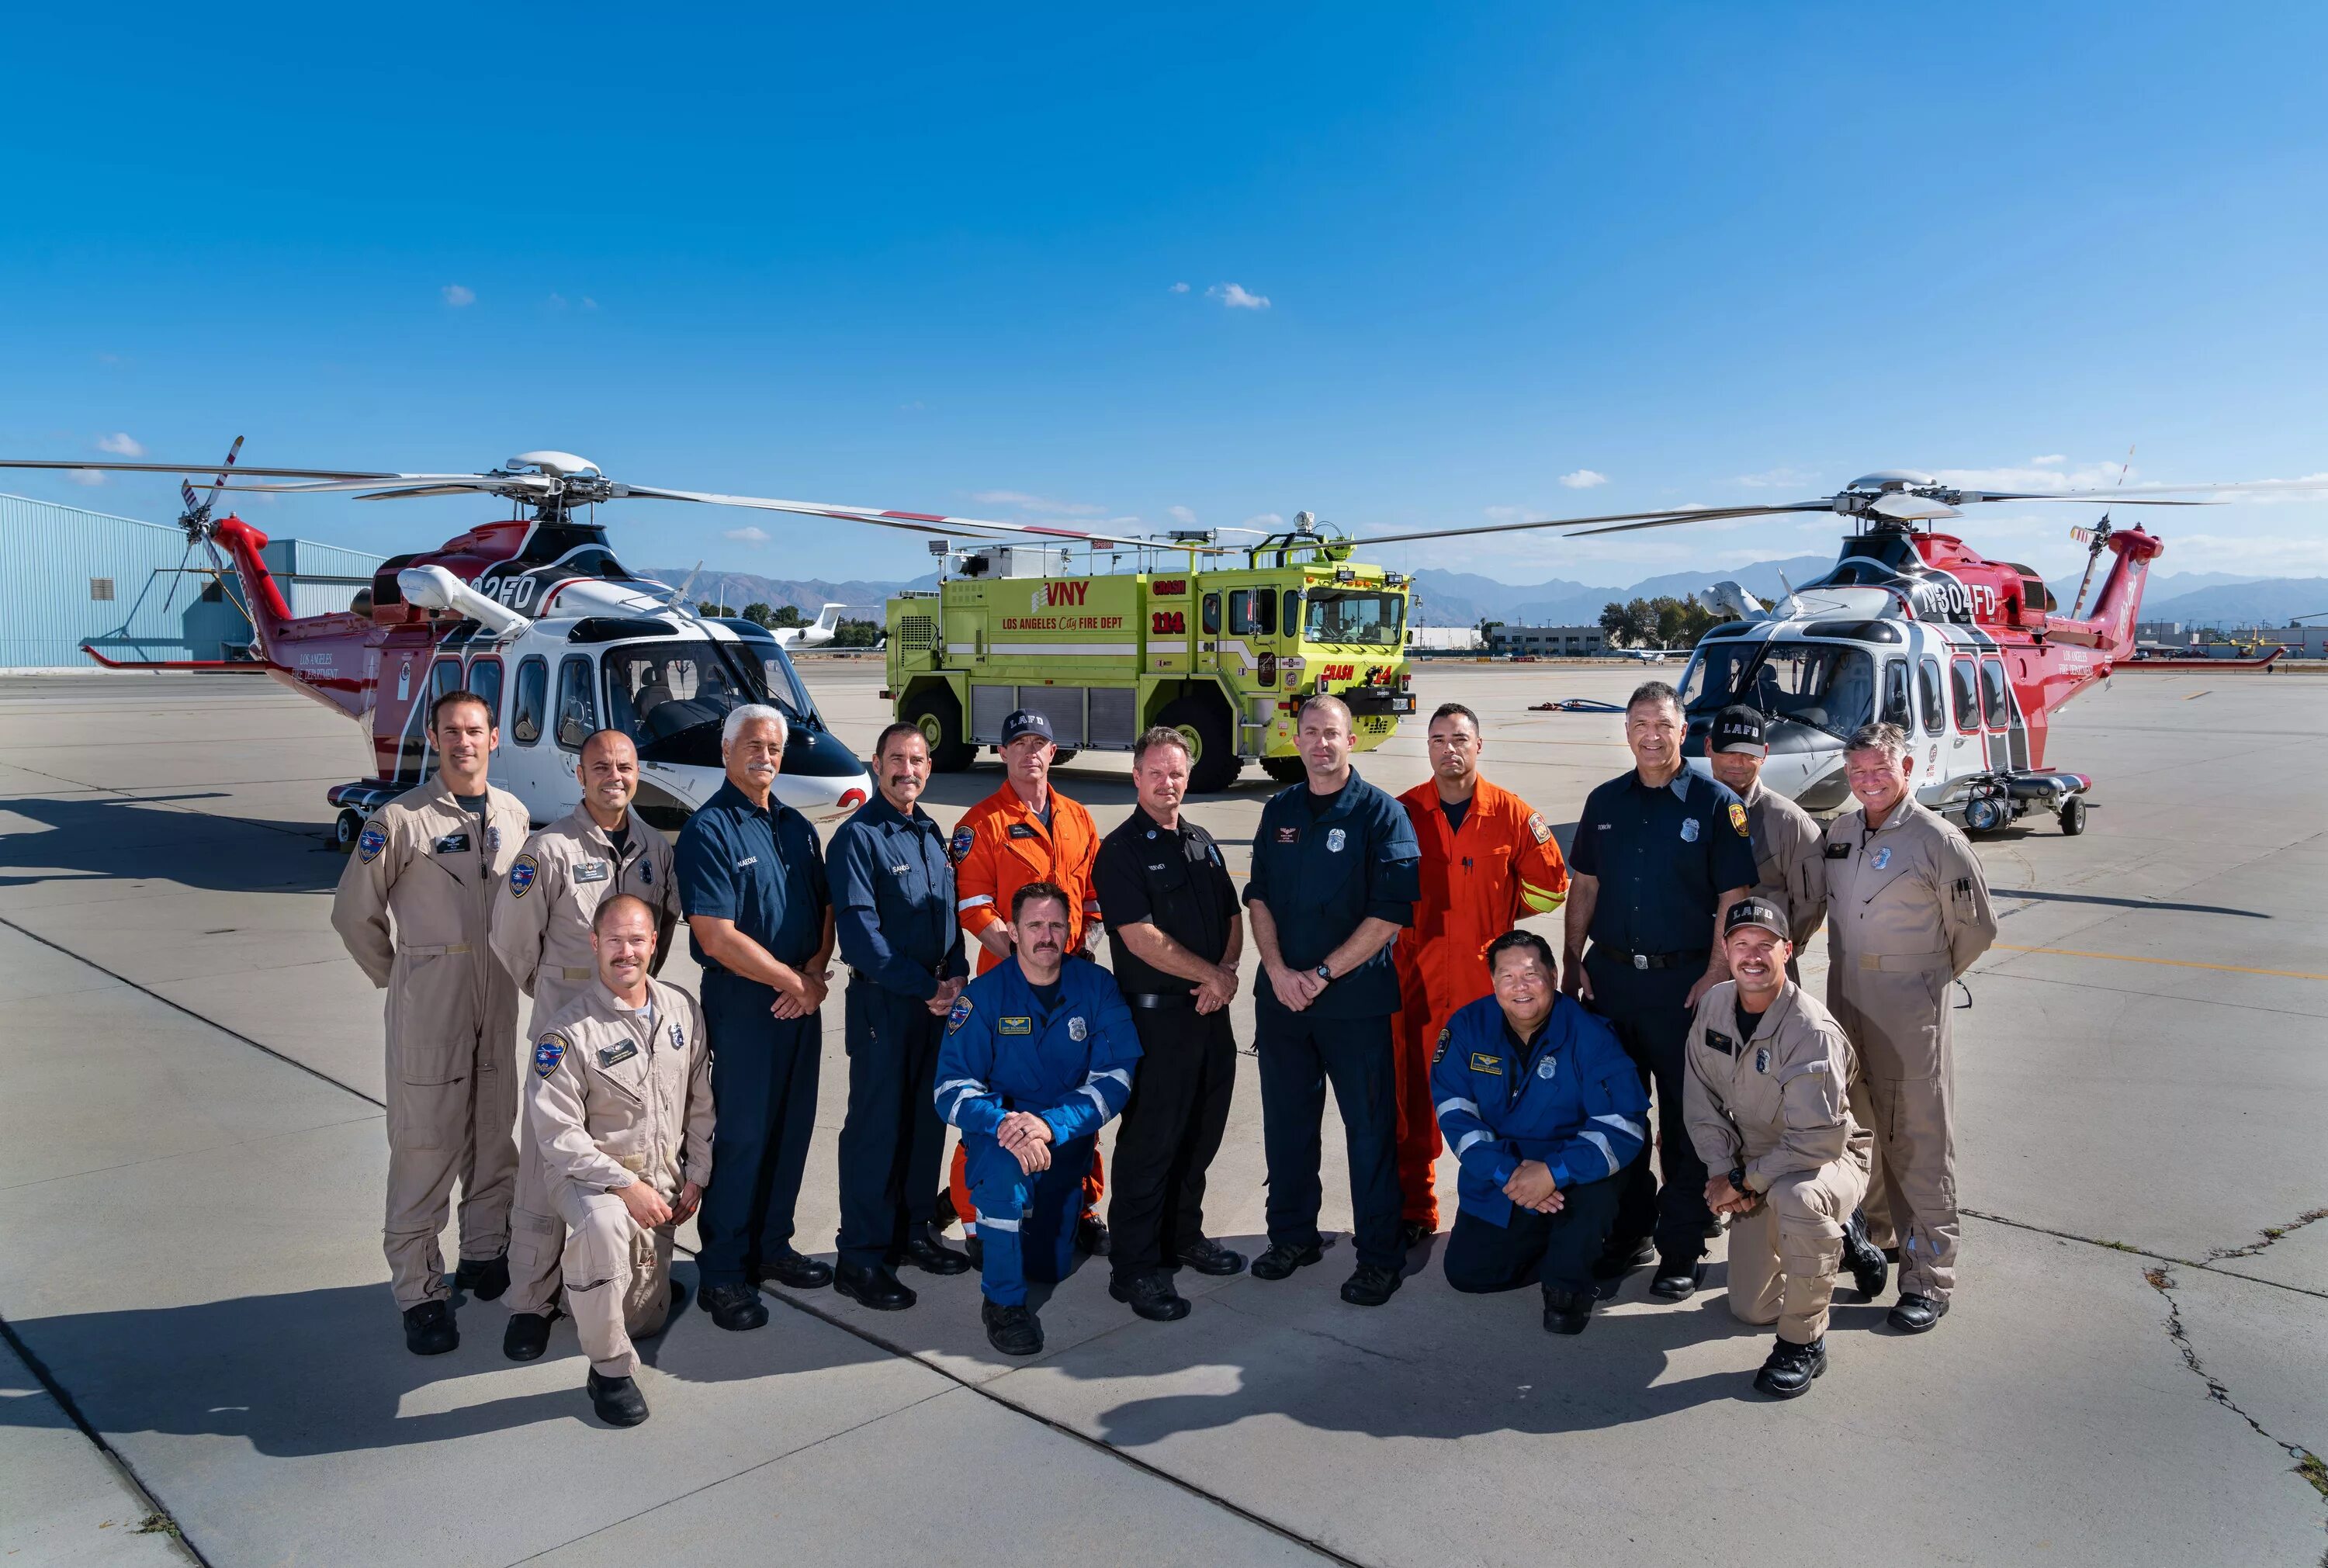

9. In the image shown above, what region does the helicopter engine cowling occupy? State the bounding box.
[397,565,531,638]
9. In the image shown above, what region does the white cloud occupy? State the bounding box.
[1935,459,2129,493]
[94,432,144,457]
[65,468,106,486]
[724,526,770,544]
[1733,466,1818,490]
[1168,505,1198,524]
[971,490,1107,517]
[1207,282,1271,310]
[442,284,476,307]
[1559,469,1609,490]
[2028,454,2066,467]
[1169,282,1190,294]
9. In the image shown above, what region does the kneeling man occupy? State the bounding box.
[1684,898,1871,1399]
[529,894,714,1426]
[1432,931,1647,1335]
[936,881,1141,1357]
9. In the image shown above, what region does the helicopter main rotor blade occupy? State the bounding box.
[1348,502,1829,549]
[1869,492,1961,521]
[615,483,1214,553]
[0,458,399,480]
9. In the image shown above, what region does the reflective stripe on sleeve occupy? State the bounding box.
[1436,1097,1480,1120]
[1579,1128,1619,1175]
[1592,1113,1644,1141]
[974,1212,1021,1234]
[1453,1130,1491,1158]
[957,895,996,912]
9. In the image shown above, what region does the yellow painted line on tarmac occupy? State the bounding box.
[1992,943,2328,982]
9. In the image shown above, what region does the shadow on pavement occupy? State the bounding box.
[0,793,341,895]
[0,1268,899,1456]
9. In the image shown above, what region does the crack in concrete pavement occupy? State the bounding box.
[2207,1207,2328,1264]
[1960,1206,2328,1303]
[2141,1265,2328,1563]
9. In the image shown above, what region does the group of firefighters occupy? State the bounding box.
[333,676,1995,1427]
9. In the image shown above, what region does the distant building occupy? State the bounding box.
[1,493,383,668]
[1406,626,1484,652]
[1486,623,1606,656]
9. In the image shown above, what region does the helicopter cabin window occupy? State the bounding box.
[511,656,547,746]
[1202,594,1222,636]
[1881,659,1913,729]
[1980,657,2012,729]
[1677,639,1874,739]
[466,656,504,729]
[554,654,597,751]
[601,639,778,746]
[1950,658,1980,732]
[1918,657,1944,735]
[429,659,463,709]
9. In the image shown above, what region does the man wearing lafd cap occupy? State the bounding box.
[944,708,1108,1256]
[1703,706,1827,969]
[1391,702,1569,1244]
[1684,897,1872,1399]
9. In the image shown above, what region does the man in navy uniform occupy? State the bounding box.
[828,722,974,1311]
[1433,931,1647,1334]
[936,882,1141,1357]
[1561,680,1755,1302]
[676,703,836,1331]
[1243,694,1422,1308]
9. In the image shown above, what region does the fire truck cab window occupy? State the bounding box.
[1202,594,1221,635]
[1950,659,1980,731]
[511,656,547,746]
[1301,590,1403,647]
[1228,590,1255,635]
[1282,589,1301,632]
[1917,657,1944,735]
[555,655,597,751]
[1980,657,2012,729]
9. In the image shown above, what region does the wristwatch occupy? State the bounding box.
[1727,1165,1748,1192]
[1314,962,1334,983]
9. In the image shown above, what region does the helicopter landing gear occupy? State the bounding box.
[2059,795,2087,836]
[333,806,367,853]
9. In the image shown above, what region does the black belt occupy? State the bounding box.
[1591,946,1707,971]
[1126,992,1197,1010]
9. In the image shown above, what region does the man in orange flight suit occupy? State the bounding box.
[1391,701,1571,1246]
[943,709,1110,1254]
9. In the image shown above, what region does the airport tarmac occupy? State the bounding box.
[0,660,2323,1568]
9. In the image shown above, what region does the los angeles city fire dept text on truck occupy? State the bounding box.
[882,515,1419,791]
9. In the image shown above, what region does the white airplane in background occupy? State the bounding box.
[774,604,851,648]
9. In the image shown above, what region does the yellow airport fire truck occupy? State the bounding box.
[883,516,1418,791]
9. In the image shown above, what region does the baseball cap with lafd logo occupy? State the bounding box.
[999,709,1057,747]
[1711,704,1768,756]
[1724,896,1789,940]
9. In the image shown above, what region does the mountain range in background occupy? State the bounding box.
[642,560,2328,632]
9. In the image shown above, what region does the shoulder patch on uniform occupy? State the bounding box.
[946,992,974,1031]
[1728,801,1750,838]
[1433,1026,1450,1064]
[949,825,975,864]
[358,823,387,862]
[1526,811,1551,845]
[1469,1051,1504,1075]
[532,1033,567,1078]
[508,853,539,898]
[999,1015,1033,1036]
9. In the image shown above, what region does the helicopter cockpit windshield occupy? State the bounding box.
[1681,640,1875,742]
[601,638,818,753]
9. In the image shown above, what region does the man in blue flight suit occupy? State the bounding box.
[935,881,1141,1356]
[1561,681,1756,1303]
[1244,694,1424,1308]
[1434,931,1648,1334]
[829,722,974,1311]
[676,704,837,1331]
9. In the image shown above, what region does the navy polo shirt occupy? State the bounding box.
[1243,767,1421,1018]
[675,779,830,973]
[829,790,966,999]
[1568,767,1756,956]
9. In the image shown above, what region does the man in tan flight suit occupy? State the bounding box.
[529,893,713,1427]
[1821,721,1997,1334]
[1704,705,1827,965]
[490,728,681,1362]
[332,689,532,1355]
[1686,898,1871,1398]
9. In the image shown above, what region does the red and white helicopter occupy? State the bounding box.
[1,445,1170,845]
[1359,467,2326,834]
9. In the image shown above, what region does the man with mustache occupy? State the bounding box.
[1684,897,1872,1398]
[676,703,836,1331]
[934,882,1141,1357]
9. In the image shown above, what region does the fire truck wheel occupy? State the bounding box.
[1260,756,1308,784]
[904,687,975,771]
[1158,696,1239,793]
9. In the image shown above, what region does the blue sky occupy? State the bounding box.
[5,3,2326,590]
